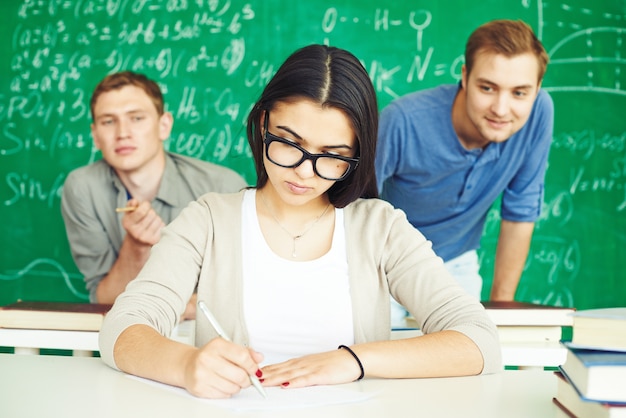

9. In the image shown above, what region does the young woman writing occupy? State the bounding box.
[99,44,501,399]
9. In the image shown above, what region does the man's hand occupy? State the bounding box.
[121,199,165,246]
[95,199,165,303]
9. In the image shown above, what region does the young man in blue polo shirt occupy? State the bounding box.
[376,20,553,321]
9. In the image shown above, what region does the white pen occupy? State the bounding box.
[197,300,268,399]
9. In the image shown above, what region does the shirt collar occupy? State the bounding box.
[155,153,180,208]
[109,153,178,207]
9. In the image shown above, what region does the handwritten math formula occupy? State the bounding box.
[1,0,624,308]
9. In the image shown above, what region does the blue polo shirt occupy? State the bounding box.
[375,84,553,262]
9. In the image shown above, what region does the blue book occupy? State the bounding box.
[560,345,626,403]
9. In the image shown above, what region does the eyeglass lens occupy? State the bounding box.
[266,138,351,180]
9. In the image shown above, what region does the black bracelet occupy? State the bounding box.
[338,345,365,381]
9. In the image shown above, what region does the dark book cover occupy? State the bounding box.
[0,301,112,331]
[0,300,112,314]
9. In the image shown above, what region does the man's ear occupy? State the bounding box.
[158,112,174,142]
[461,64,468,90]
[91,124,101,150]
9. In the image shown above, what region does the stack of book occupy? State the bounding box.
[553,307,626,418]
[480,301,575,343]
[0,300,112,331]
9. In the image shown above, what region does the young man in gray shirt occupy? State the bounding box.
[62,71,247,318]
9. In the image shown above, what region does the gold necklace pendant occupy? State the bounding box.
[292,236,301,258]
[259,191,331,258]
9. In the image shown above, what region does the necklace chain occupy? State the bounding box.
[259,191,331,258]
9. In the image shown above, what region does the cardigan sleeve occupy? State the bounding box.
[98,195,215,369]
[345,198,502,374]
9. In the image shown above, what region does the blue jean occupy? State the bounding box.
[442,250,482,300]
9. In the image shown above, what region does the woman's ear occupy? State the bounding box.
[260,110,268,132]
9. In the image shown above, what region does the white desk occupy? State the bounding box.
[0,354,559,418]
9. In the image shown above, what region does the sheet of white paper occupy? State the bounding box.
[128,375,375,411]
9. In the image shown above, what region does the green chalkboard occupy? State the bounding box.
[1,0,624,309]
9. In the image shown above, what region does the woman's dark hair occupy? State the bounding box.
[246,44,379,208]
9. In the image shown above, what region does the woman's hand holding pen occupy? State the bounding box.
[182,338,265,399]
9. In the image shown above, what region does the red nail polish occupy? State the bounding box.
[259,378,265,383]
[256,369,263,378]
[281,382,290,387]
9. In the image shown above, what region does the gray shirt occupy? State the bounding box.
[61,152,247,301]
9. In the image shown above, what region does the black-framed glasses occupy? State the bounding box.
[263,112,359,181]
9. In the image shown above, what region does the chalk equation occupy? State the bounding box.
[543,2,626,96]
[3,171,65,208]
[478,235,578,307]
[1,0,625,308]
[552,129,626,160]
[0,257,88,300]
[551,130,626,212]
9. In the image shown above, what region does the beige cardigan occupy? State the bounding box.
[99,191,501,374]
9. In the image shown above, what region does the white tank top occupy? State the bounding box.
[241,189,354,366]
